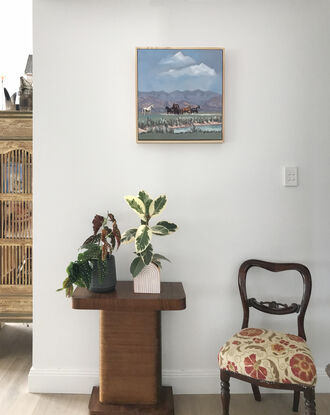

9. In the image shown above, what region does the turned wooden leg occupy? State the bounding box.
[293,390,300,412]
[304,388,316,415]
[251,384,261,402]
[220,370,230,415]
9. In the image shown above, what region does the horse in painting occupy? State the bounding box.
[142,104,153,115]
[190,105,200,113]
[182,106,191,113]
[165,106,174,114]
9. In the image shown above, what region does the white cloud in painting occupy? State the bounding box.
[161,63,216,78]
[159,51,195,68]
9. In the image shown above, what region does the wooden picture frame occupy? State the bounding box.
[136,47,224,144]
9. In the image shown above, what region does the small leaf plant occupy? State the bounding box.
[58,213,121,297]
[121,191,177,278]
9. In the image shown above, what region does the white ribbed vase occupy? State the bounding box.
[133,263,161,294]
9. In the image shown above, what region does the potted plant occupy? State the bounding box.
[58,213,121,297]
[121,190,177,293]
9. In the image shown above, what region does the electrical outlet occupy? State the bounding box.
[283,166,298,187]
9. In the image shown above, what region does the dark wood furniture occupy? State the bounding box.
[220,260,316,415]
[72,281,186,415]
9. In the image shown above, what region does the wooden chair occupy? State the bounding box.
[218,260,316,415]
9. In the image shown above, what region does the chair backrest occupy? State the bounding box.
[238,259,312,340]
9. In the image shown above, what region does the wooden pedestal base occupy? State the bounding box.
[89,386,174,415]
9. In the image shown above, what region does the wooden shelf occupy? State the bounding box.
[0,193,32,200]
[0,111,32,119]
[0,239,32,246]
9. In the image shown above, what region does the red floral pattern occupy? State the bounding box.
[239,328,264,337]
[218,328,316,386]
[271,343,286,354]
[290,354,316,383]
[244,354,267,379]
[253,337,265,344]
[226,361,238,372]
[286,334,304,343]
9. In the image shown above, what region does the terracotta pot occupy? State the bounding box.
[133,263,160,294]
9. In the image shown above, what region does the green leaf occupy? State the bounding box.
[81,233,101,248]
[151,225,170,235]
[130,257,145,277]
[153,253,171,263]
[138,190,150,204]
[138,190,153,217]
[80,244,102,261]
[140,244,153,265]
[135,224,152,253]
[121,228,137,244]
[138,190,150,206]
[124,195,146,219]
[156,221,177,233]
[149,195,167,217]
[152,259,162,269]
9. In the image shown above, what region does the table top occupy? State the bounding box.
[72,281,186,312]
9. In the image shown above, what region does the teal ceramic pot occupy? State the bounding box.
[89,255,116,293]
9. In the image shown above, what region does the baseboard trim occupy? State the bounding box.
[28,367,99,394]
[28,367,329,394]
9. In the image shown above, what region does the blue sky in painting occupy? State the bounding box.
[137,49,223,94]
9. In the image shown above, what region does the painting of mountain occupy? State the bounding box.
[138,90,222,113]
[136,48,224,143]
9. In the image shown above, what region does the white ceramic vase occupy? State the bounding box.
[133,263,161,294]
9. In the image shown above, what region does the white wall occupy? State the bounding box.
[30,0,330,394]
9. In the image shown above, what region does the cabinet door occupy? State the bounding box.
[0,141,32,322]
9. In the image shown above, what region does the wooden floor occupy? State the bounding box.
[0,323,329,414]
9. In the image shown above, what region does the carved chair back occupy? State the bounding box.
[238,259,312,340]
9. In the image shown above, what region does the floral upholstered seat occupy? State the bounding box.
[219,328,317,386]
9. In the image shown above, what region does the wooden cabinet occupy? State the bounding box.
[0,111,32,323]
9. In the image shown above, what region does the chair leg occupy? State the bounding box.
[304,388,316,415]
[251,384,261,402]
[220,370,230,415]
[293,391,300,412]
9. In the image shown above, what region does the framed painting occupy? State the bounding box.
[136,47,224,143]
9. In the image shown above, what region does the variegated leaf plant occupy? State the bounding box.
[121,190,177,278]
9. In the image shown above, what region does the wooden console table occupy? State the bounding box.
[72,281,186,415]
